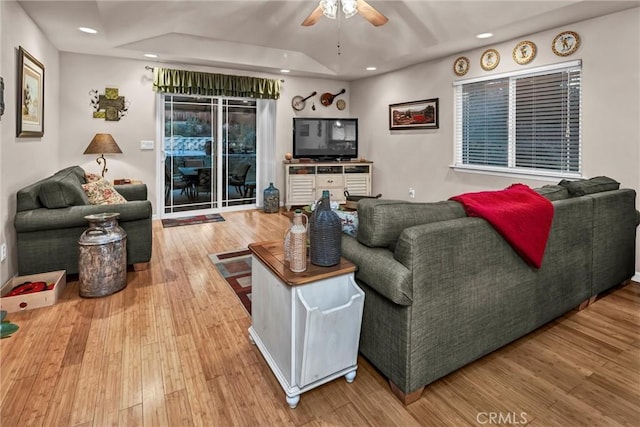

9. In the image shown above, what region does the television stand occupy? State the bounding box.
[283,160,373,208]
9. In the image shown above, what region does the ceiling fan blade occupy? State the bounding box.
[301,4,324,26]
[356,0,388,26]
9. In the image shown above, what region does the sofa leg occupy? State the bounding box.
[389,380,424,405]
[133,262,150,271]
[577,295,597,311]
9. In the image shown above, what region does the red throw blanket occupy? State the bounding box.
[450,184,554,268]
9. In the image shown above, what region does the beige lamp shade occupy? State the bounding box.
[83,133,123,155]
[83,133,123,176]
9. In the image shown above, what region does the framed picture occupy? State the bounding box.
[513,40,537,65]
[389,98,439,130]
[17,46,45,137]
[453,56,470,76]
[552,31,580,57]
[0,76,5,119]
[480,49,500,71]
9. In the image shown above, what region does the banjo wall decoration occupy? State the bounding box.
[291,91,317,111]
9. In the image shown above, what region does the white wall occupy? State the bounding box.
[1,0,61,284]
[350,7,640,271]
[58,54,352,214]
[1,0,351,283]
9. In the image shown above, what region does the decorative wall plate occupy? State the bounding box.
[453,56,470,76]
[336,99,346,110]
[513,40,537,65]
[552,31,580,56]
[480,49,500,71]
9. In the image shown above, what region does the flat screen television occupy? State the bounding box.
[292,117,358,161]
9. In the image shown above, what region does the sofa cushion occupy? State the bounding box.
[559,176,620,196]
[14,200,152,233]
[38,171,90,208]
[17,180,45,212]
[82,179,127,205]
[535,185,570,201]
[357,199,466,248]
[55,165,87,184]
[342,235,413,306]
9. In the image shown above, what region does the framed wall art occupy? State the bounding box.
[552,31,580,56]
[389,98,439,130]
[17,46,45,137]
[480,49,500,71]
[513,40,537,65]
[453,56,470,76]
[0,76,5,119]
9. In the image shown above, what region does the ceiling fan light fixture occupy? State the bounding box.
[320,0,338,19]
[342,0,358,19]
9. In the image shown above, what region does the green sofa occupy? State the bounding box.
[342,179,638,404]
[14,166,152,275]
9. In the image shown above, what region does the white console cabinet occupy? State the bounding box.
[248,241,364,408]
[284,161,372,207]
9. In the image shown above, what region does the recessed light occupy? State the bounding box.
[144,53,158,58]
[366,66,377,71]
[280,69,290,73]
[78,27,97,34]
[476,32,493,39]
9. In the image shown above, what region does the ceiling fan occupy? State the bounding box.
[301,0,388,27]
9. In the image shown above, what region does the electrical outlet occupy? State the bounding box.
[1,243,7,262]
[140,140,154,150]
[409,188,416,199]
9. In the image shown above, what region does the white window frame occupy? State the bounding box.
[452,60,583,180]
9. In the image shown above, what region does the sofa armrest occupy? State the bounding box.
[342,234,413,306]
[114,184,147,201]
[14,200,152,233]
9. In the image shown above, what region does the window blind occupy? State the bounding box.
[459,78,509,167]
[513,69,581,172]
[454,61,582,176]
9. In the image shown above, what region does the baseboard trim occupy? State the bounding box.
[633,272,640,282]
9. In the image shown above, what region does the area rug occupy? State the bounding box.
[161,213,225,228]
[208,249,252,314]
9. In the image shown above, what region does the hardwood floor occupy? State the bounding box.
[1,209,638,426]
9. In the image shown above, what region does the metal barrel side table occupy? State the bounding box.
[78,212,128,297]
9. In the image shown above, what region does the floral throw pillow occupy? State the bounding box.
[334,209,359,237]
[85,172,102,183]
[82,178,127,205]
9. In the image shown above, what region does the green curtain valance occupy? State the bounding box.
[153,67,281,100]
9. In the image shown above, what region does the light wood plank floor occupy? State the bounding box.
[1,209,638,426]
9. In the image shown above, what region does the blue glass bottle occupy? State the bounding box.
[263,182,280,213]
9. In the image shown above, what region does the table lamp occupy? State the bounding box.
[83,133,122,177]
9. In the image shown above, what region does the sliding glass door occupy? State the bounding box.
[162,95,256,216]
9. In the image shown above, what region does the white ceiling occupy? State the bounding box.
[18,0,638,81]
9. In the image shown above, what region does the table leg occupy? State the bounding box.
[345,369,357,383]
[286,394,300,409]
